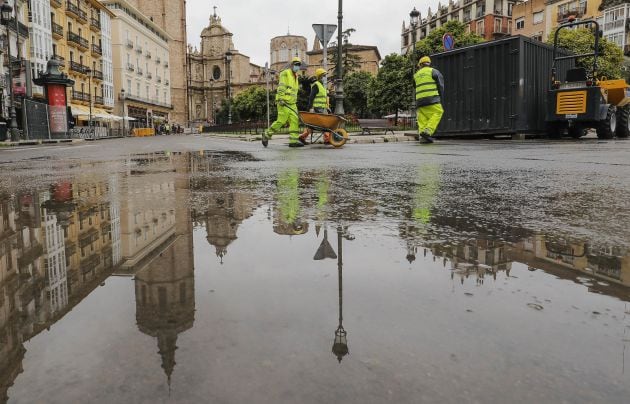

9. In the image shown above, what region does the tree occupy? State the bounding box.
[216,86,277,124]
[547,27,624,80]
[344,71,374,117]
[327,28,363,81]
[414,20,484,58]
[368,54,413,120]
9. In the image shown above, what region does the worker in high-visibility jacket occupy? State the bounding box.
[262,57,305,148]
[414,56,445,143]
[308,68,329,113]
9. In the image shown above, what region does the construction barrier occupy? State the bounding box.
[132,128,155,137]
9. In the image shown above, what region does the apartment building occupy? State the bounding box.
[50,0,115,123]
[600,2,630,55]
[512,0,547,41]
[29,0,53,97]
[401,0,516,55]
[102,0,172,127]
[543,0,602,38]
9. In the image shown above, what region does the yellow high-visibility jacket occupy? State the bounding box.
[276,68,299,104]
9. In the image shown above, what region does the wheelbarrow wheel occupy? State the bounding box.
[329,128,348,148]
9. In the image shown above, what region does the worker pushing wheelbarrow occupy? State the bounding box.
[262,60,349,148]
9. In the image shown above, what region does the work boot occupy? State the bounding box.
[288,142,305,148]
[262,132,270,148]
[418,130,434,143]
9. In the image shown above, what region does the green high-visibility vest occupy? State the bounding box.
[312,80,327,109]
[276,68,299,104]
[414,67,439,101]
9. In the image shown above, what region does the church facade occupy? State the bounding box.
[186,12,266,125]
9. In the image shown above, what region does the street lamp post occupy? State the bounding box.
[1,2,19,141]
[85,67,93,138]
[224,50,232,125]
[410,7,420,116]
[120,88,126,136]
[334,0,344,115]
[209,78,215,124]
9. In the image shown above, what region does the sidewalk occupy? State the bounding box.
[1,138,83,147]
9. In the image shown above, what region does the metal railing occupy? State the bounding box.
[66,1,87,21]
[124,93,172,109]
[127,63,135,71]
[557,6,587,22]
[90,17,101,30]
[94,95,104,105]
[91,44,102,55]
[68,32,89,49]
[145,50,151,59]
[92,69,103,80]
[72,90,89,102]
[147,72,152,79]
[70,61,88,74]
[126,39,133,48]
[52,22,64,37]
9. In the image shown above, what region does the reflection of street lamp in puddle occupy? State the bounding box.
[313,225,350,362]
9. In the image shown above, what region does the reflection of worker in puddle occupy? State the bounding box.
[403,163,441,263]
[273,167,309,236]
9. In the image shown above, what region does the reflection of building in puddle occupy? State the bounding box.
[134,152,195,389]
[509,235,630,291]
[431,240,512,285]
[0,153,194,402]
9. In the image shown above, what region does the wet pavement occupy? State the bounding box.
[1,136,630,403]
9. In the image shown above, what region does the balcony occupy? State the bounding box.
[156,57,161,64]
[91,44,102,57]
[51,0,62,8]
[124,93,173,109]
[126,63,135,72]
[66,1,88,23]
[94,95,104,105]
[493,25,511,36]
[165,80,169,86]
[69,61,88,75]
[92,69,103,80]
[126,39,134,48]
[603,19,626,32]
[136,67,143,76]
[147,72,152,79]
[72,90,89,102]
[145,50,151,59]
[135,45,143,53]
[68,32,89,50]
[157,76,162,83]
[625,44,630,56]
[557,6,587,23]
[52,22,64,39]
[8,18,29,38]
[164,61,168,68]
[90,17,101,31]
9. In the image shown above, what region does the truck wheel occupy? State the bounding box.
[596,106,617,139]
[615,106,630,138]
[568,125,588,139]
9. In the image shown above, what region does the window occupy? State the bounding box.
[494,18,502,33]
[476,2,486,18]
[476,19,485,36]
[533,11,543,24]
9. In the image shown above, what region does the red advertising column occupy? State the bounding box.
[47,84,68,134]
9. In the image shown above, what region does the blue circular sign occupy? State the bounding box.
[443,33,455,51]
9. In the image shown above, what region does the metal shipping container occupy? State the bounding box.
[431,35,573,136]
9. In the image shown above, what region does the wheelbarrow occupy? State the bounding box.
[298,111,349,148]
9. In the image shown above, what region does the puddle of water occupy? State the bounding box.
[1,151,629,403]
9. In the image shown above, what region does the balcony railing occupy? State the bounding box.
[165,80,169,85]
[72,90,89,102]
[8,18,29,38]
[157,76,162,83]
[156,57,161,64]
[91,44,102,56]
[126,39,134,48]
[493,25,511,35]
[557,6,587,22]
[52,54,65,66]
[92,69,103,80]
[94,95,104,105]
[51,0,62,8]
[135,45,143,53]
[90,17,101,31]
[164,61,169,68]
[147,72,152,79]
[68,32,89,49]
[70,61,88,75]
[52,22,64,38]
[137,67,143,76]
[66,1,88,22]
[127,63,135,71]
[146,51,151,59]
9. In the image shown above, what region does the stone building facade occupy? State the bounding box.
[269,34,308,72]
[186,12,265,125]
[125,0,188,125]
[306,41,381,77]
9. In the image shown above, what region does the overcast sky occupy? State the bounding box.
[186,0,440,66]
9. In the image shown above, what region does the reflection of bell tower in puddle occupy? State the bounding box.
[203,192,254,263]
[134,153,195,389]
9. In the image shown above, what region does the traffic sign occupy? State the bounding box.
[443,33,455,51]
[312,24,337,47]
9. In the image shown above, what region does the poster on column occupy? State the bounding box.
[47,84,68,133]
